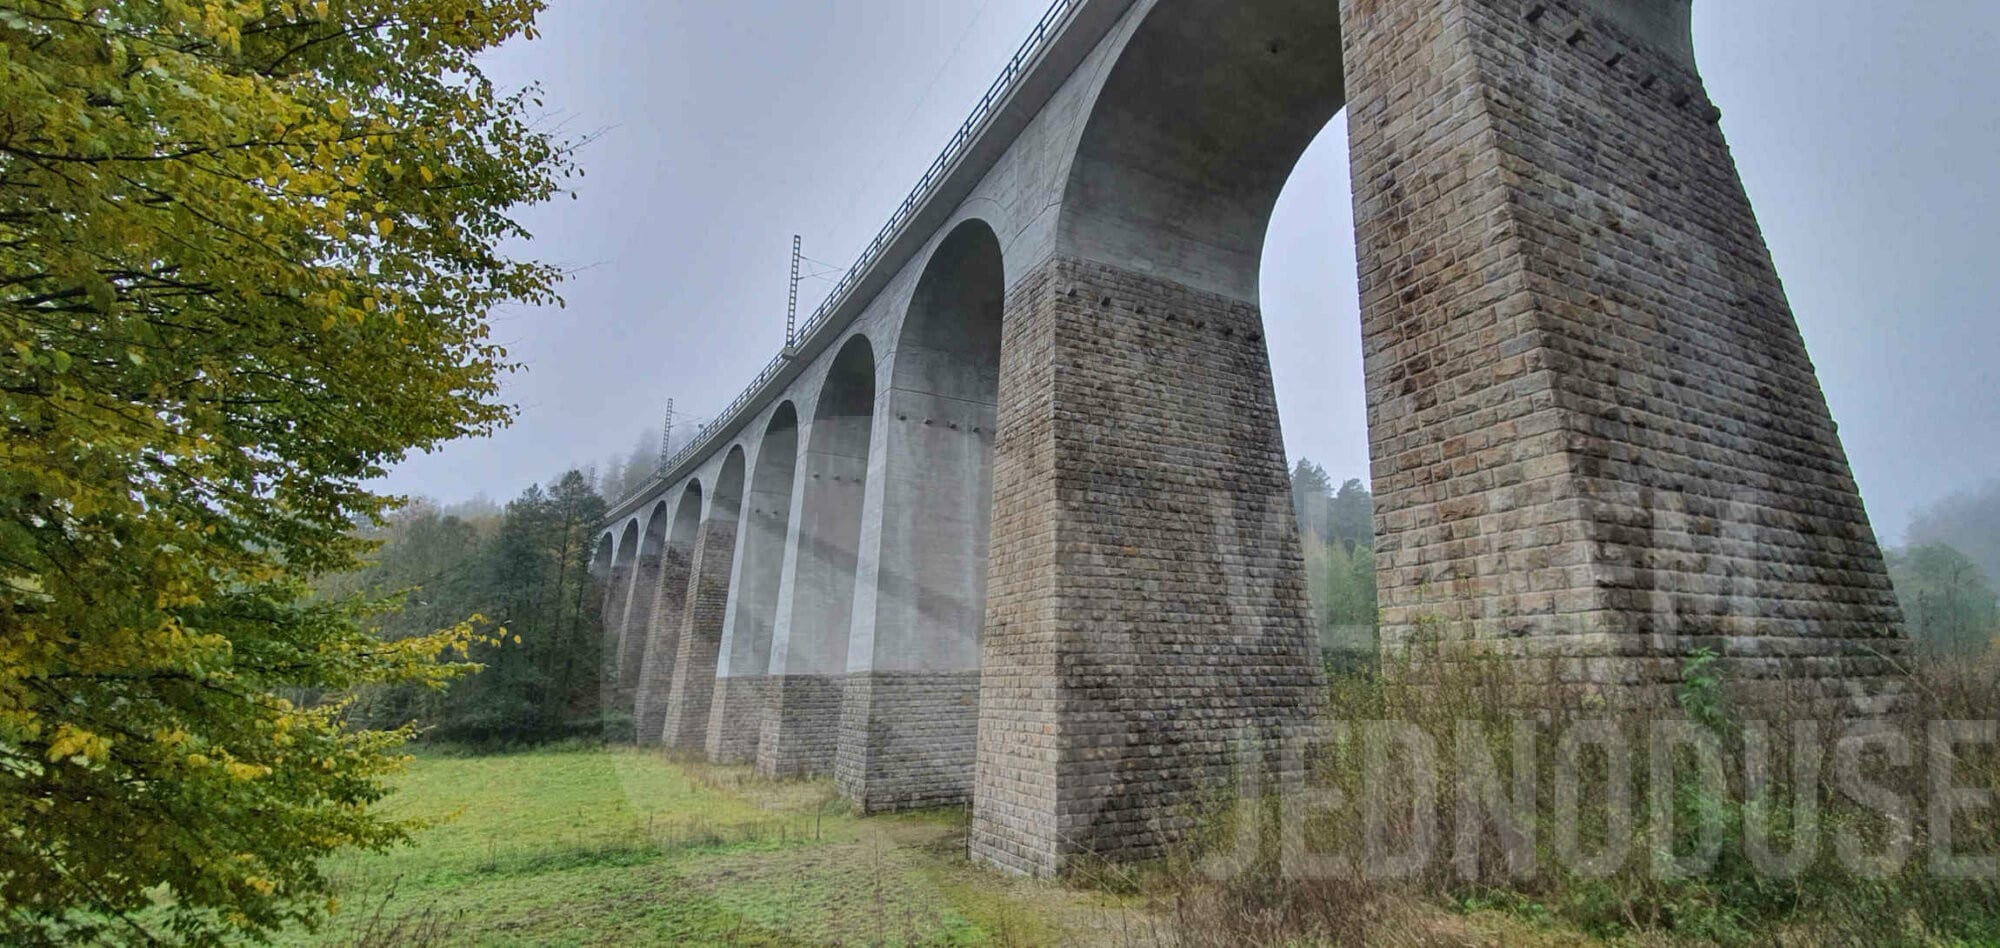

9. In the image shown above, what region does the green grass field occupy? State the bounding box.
[286,748,1134,946]
[279,739,1995,947]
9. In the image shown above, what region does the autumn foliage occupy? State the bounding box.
[0,0,574,941]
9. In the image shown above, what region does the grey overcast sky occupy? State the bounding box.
[381,0,2000,544]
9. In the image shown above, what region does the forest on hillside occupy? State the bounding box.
[321,471,618,745]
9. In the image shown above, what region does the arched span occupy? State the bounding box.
[1060,0,1346,303]
[710,405,800,763]
[660,448,748,749]
[838,220,1003,811]
[605,517,645,718]
[760,335,876,778]
[635,482,704,745]
[712,448,747,524]
[615,502,671,711]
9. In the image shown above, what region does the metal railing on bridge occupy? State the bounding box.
[610,0,1088,517]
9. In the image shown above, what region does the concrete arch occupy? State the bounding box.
[661,448,748,749]
[635,481,704,744]
[1058,0,1347,304]
[712,448,747,524]
[710,404,801,762]
[761,335,877,778]
[614,502,672,713]
[838,219,1004,811]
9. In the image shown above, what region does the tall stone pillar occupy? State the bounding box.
[1342,0,1903,707]
[632,548,691,746]
[968,257,1323,877]
[662,517,738,750]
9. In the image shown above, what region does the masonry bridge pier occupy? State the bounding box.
[590,0,1907,877]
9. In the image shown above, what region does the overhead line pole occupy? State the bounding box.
[786,235,802,354]
[658,398,675,468]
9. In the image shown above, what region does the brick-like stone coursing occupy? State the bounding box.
[757,674,844,777]
[1342,0,1905,709]
[971,255,1324,877]
[706,675,769,763]
[663,518,738,749]
[836,671,981,813]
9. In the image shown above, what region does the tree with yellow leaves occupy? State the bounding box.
[0,1,575,941]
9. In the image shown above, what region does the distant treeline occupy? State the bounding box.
[1284,461,2000,659]
[1894,479,2000,654]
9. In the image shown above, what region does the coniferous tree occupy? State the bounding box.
[341,471,613,744]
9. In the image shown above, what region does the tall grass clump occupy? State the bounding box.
[1152,630,2000,947]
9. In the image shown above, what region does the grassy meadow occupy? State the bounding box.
[287,644,2000,948]
[290,748,1133,946]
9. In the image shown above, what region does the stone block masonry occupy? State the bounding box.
[757,675,844,778]
[836,671,982,813]
[706,675,768,764]
[1343,0,1904,710]
[662,518,737,749]
[970,255,1324,878]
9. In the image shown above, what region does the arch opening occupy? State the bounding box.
[711,406,800,763]
[617,501,674,712]
[838,220,1004,811]
[661,448,749,749]
[1061,0,1347,304]
[878,219,1003,671]
[1060,0,1369,658]
[634,483,704,744]
[591,532,617,583]
[608,517,647,715]
[760,335,876,778]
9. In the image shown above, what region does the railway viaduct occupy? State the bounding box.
[591,0,1907,877]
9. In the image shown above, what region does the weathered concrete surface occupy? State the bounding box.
[759,338,875,779]
[838,220,1004,812]
[709,405,799,763]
